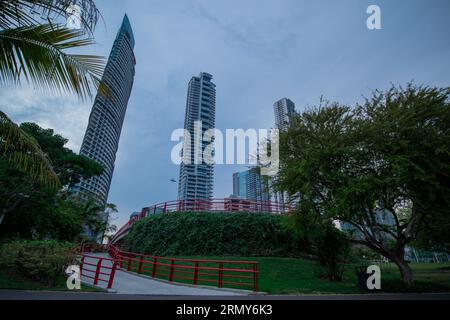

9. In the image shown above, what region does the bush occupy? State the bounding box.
[125,212,312,257]
[315,224,350,281]
[0,240,76,286]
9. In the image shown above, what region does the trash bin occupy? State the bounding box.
[356,265,370,292]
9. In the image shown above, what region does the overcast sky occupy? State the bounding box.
[1,0,450,228]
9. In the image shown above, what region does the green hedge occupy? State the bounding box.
[0,240,76,286]
[125,212,311,257]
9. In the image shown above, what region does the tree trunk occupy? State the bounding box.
[392,256,414,287]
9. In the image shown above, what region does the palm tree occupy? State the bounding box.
[0,0,105,186]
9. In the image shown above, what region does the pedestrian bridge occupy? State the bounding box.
[79,244,258,294]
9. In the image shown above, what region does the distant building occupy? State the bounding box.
[272,98,297,208]
[274,98,296,132]
[178,72,216,203]
[338,208,397,240]
[233,168,271,203]
[130,212,140,220]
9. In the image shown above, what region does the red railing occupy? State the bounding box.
[108,245,259,292]
[112,198,292,243]
[79,253,122,289]
[148,199,291,215]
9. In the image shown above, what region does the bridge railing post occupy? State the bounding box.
[138,256,143,274]
[108,261,118,289]
[94,258,103,285]
[80,255,85,279]
[127,254,132,271]
[218,262,224,288]
[193,261,199,285]
[152,257,158,278]
[253,264,259,292]
[169,259,175,282]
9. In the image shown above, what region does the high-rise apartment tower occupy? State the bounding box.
[71,15,136,205]
[178,72,216,201]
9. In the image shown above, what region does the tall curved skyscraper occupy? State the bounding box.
[72,15,136,206]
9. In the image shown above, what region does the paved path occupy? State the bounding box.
[82,254,246,296]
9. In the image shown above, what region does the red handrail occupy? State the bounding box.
[79,252,123,289]
[108,244,259,292]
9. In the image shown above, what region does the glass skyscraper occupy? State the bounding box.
[178,72,216,202]
[233,168,270,202]
[71,15,136,206]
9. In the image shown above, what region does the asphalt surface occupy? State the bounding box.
[1,290,450,300]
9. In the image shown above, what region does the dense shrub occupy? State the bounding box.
[315,224,350,281]
[0,240,76,286]
[125,212,311,257]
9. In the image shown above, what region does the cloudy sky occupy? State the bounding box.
[1,0,450,228]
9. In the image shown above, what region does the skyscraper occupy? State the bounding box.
[71,15,136,206]
[233,168,270,202]
[274,98,296,132]
[272,98,297,208]
[178,72,216,202]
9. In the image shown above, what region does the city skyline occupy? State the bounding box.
[1,0,449,228]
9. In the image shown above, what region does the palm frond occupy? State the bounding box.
[0,110,60,187]
[0,24,106,99]
[0,0,101,34]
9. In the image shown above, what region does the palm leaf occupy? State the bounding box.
[0,110,60,187]
[0,24,106,99]
[0,0,101,33]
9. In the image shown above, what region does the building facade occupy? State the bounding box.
[273,97,296,132]
[71,15,136,206]
[272,98,297,207]
[233,168,271,202]
[178,72,216,202]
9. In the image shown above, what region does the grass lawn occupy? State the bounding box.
[0,269,105,292]
[121,255,450,295]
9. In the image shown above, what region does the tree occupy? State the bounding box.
[77,197,117,243]
[0,0,104,186]
[277,84,450,287]
[0,123,103,240]
[20,122,103,186]
[0,111,59,187]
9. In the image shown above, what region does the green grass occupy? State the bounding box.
[0,269,105,292]
[121,255,450,295]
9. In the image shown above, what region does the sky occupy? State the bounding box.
[1,0,450,228]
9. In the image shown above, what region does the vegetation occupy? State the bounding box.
[0,240,76,286]
[276,84,450,287]
[0,268,104,292]
[0,0,104,186]
[125,212,312,257]
[0,123,110,242]
[122,253,450,294]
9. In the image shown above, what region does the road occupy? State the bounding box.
[1,290,450,300]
